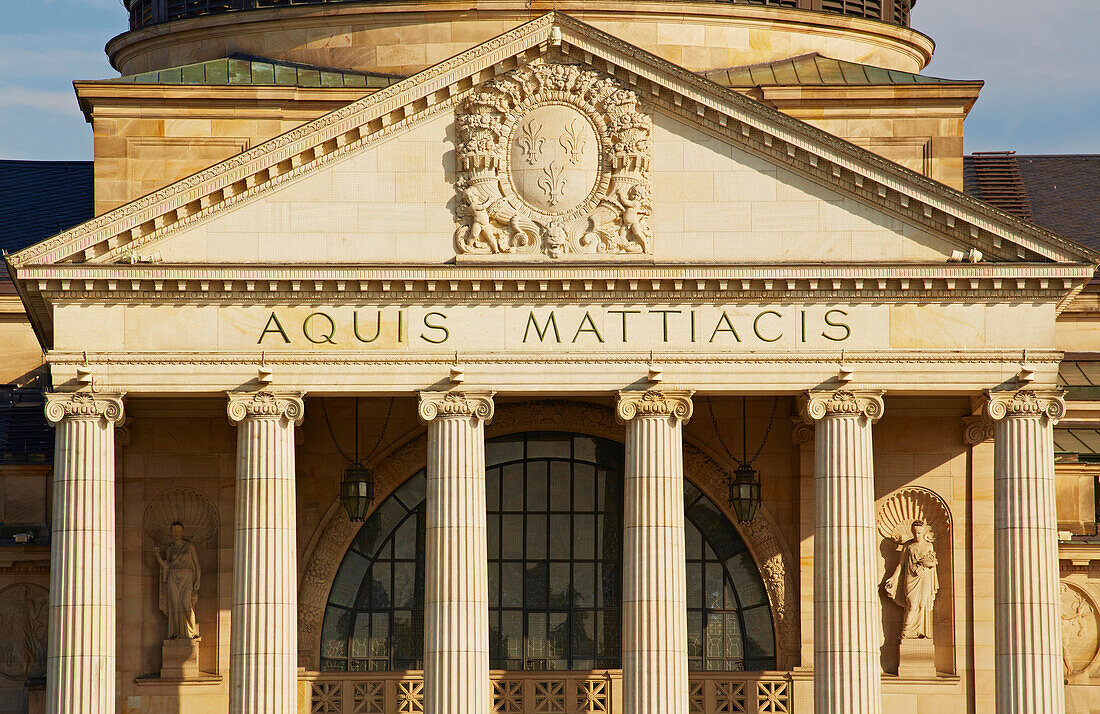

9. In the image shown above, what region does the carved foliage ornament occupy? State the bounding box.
[454,62,653,259]
[44,391,125,425]
[226,391,305,425]
[801,390,885,422]
[985,389,1066,422]
[418,390,496,423]
[616,389,694,422]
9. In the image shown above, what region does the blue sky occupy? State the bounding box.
[0,0,1097,160]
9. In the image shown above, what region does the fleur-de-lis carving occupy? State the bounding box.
[537,161,567,207]
[558,119,587,164]
[517,120,545,165]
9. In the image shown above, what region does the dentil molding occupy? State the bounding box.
[800,389,885,422]
[226,390,305,425]
[984,389,1066,423]
[615,389,694,422]
[43,391,125,425]
[417,390,496,422]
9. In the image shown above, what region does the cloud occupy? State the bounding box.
[0,86,81,117]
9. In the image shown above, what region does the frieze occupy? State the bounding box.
[454,62,651,258]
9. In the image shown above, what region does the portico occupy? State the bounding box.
[7,14,1097,714]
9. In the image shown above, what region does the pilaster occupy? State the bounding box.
[801,389,884,714]
[418,390,495,714]
[616,389,694,714]
[984,390,1066,714]
[226,390,305,714]
[43,391,125,714]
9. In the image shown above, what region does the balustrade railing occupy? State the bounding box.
[301,670,794,714]
[125,0,914,31]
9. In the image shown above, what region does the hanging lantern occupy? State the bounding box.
[340,462,375,522]
[727,462,761,524]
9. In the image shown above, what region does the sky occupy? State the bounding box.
[0,0,1097,160]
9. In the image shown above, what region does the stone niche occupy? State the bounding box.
[876,486,953,678]
[142,486,220,679]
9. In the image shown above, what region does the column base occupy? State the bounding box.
[896,637,936,679]
[161,638,201,679]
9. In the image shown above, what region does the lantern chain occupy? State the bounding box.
[706,396,778,467]
[321,397,353,463]
[321,397,395,465]
[366,398,395,463]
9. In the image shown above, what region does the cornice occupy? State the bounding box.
[14,262,1094,306]
[8,13,1096,279]
[417,390,496,422]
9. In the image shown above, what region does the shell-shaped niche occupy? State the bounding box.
[143,487,219,546]
[877,486,951,543]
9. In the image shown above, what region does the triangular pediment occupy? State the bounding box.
[7,13,1097,272]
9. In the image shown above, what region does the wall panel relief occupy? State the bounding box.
[142,487,219,678]
[876,486,952,678]
[1061,582,1100,681]
[454,62,652,258]
[0,583,47,681]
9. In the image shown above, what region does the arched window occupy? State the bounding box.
[320,431,776,672]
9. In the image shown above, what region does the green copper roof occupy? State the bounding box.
[107,53,404,89]
[703,53,976,88]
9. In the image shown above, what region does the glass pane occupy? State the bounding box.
[487,513,500,559]
[549,562,571,607]
[686,563,703,607]
[485,468,501,510]
[502,463,524,511]
[330,551,369,608]
[742,605,776,659]
[526,563,548,609]
[502,515,524,560]
[502,563,523,607]
[725,550,768,608]
[393,516,417,560]
[393,472,425,510]
[573,462,595,511]
[367,562,391,609]
[502,611,523,659]
[393,562,415,608]
[549,460,572,511]
[355,498,405,556]
[685,521,703,560]
[705,563,724,610]
[549,514,571,559]
[488,561,500,608]
[573,515,594,560]
[321,606,351,658]
[528,433,571,459]
[573,563,594,608]
[487,436,523,468]
[573,611,595,658]
[527,514,547,559]
[527,462,548,511]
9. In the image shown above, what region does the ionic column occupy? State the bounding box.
[616,389,694,714]
[985,390,1066,714]
[43,391,125,714]
[418,390,495,714]
[226,391,304,714]
[801,390,884,714]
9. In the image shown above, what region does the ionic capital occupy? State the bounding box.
[791,416,815,446]
[418,390,495,423]
[963,415,995,445]
[984,389,1066,423]
[615,389,694,423]
[226,390,305,426]
[800,389,885,423]
[44,391,125,426]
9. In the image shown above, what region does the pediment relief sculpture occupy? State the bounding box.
[454,62,652,259]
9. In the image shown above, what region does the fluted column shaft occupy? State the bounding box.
[802,390,884,714]
[986,390,1065,714]
[616,389,694,714]
[43,392,125,714]
[418,391,495,714]
[227,391,305,714]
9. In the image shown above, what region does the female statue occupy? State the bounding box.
[883,520,939,639]
[153,521,201,640]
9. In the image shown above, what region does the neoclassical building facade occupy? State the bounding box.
[2,4,1100,714]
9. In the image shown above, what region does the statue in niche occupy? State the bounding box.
[883,520,939,639]
[153,521,202,640]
